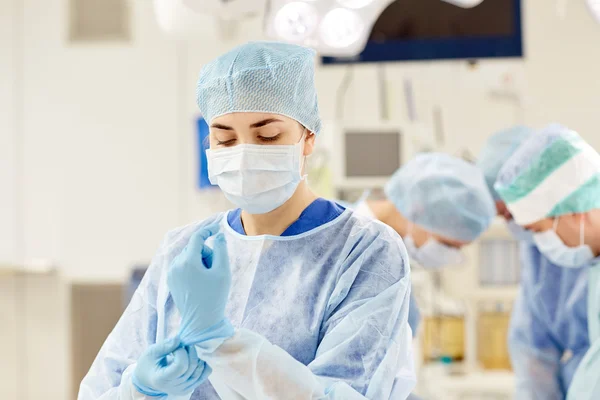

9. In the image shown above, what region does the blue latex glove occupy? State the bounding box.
[132,337,211,397]
[168,225,234,345]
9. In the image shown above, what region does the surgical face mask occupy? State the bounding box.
[532,217,595,268]
[206,133,306,214]
[404,235,465,270]
[506,220,534,243]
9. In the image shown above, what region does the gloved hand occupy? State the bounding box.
[132,337,211,397]
[168,225,234,345]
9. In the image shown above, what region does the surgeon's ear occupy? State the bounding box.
[303,132,316,157]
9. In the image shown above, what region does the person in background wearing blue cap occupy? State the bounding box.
[351,153,495,330]
[355,153,495,272]
[486,124,600,399]
[79,41,416,399]
[351,153,496,400]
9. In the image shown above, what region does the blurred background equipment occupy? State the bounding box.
[264,0,396,56]
[477,301,512,370]
[328,121,406,195]
[441,0,485,6]
[589,0,600,23]
[422,314,466,362]
[479,239,520,286]
[153,0,265,38]
[152,0,512,58]
[181,0,265,18]
[410,219,519,399]
[322,0,523,63]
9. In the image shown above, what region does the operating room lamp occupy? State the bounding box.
[265,0,486,57]
[440,0,485,7]
[265,0,395,57]
[589,0,600,23]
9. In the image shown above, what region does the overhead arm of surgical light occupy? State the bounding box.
[181,0,266,19]
[589,0,600,23]
[265,0,397,57]
[153,0,265,36]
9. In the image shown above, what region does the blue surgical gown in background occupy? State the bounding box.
[567,263,600,400]
[79,200,415,399]
[509,243,591,399]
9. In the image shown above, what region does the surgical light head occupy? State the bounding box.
[265,0,395,57]
[588,0,600,23]
[440,0,485,8]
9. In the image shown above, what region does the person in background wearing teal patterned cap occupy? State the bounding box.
[79,41,416,400]
[477,126,534,232]
[493,124,600,399]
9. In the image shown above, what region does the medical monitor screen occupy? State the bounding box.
[345,131,401,177]
[323,0,523,64]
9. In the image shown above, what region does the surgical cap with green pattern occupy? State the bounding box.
[494,124,600,226]
[477,126,534,200]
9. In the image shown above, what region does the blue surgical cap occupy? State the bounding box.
[385,153,496,242]
[196,41,322,134]
[477,126,533,200]
[495,124,600,226]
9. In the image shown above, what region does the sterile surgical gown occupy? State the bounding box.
[78,203,415,400]
[509,242,593,399]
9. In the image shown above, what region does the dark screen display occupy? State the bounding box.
[370,0,515,41]
[322,0,523,64]
[345,132,401,177]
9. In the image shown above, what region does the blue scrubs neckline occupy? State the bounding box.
[227,198,345,237]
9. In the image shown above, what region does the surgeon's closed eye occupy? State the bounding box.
[258,133,282,143]
[217,138,237,146]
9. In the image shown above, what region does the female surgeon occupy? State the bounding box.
[350,153,496,335]
[78,41,415,399]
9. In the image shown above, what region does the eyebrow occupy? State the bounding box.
[210,123,234,130]
[250,118,283,128]
[211,118,283,131]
